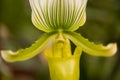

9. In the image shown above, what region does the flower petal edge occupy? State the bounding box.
[64,31,117,57]
[1,32,57,62]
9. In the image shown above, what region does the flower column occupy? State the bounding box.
[45,32,82,80]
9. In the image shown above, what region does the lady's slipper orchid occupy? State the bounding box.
[1,0,117,80]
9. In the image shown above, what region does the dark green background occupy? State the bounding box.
[0,0,120,80]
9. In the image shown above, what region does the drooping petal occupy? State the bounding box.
[29,0,87,32]
[64,31,117,57]
[1,32,57,62]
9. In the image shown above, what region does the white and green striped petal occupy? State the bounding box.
[29,0,87,32]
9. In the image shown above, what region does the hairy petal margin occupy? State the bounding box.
[1,32,57,62]
[64,31,117,57]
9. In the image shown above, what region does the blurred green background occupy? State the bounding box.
[0,0,120,80]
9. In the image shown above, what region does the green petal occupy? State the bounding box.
[64,31,117,57]
[1,32,57,62]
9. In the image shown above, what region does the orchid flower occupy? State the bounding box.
[1,0,117,80]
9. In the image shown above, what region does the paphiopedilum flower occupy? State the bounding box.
[1,0,117,80]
